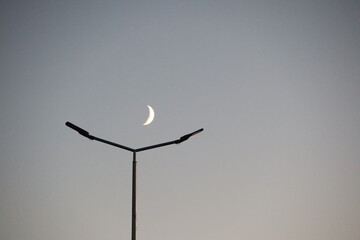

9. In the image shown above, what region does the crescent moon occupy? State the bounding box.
[143,105,155,126]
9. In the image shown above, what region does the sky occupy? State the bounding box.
[1,1,360,240]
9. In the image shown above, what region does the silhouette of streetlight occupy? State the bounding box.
[65,121,203,240]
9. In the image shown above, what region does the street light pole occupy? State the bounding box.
[65,121,203,240]
[132,152,136,240]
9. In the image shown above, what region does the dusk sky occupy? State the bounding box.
[1,1,360,240]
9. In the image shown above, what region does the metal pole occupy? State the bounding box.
[131,152,136,240]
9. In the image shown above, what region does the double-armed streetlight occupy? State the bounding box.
[65,121,203,240]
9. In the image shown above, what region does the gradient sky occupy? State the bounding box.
[1,1,360,240]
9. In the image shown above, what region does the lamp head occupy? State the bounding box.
[176,128,204,144]
[65,122,94,139]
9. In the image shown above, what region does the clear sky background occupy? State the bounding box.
[1,1,359,240]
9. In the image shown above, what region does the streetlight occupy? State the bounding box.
[65,121,203,240]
